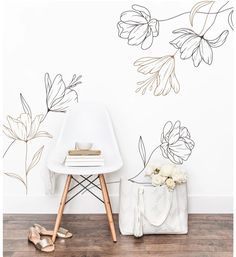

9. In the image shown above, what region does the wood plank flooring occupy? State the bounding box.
[3,214,233,257]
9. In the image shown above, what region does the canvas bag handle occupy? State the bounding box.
[133,186,173,236]
[144,187,173,227]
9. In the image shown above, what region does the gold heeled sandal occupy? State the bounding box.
[34,223,73,238]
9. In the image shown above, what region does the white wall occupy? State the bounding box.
[3,0,234,213]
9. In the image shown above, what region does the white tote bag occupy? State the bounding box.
[119,179,188,236]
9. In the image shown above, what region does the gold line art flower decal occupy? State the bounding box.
[3,94,52,194]
[117,4,159,50]
[45,73,82,113]
[170,29,229,67]
[134,56,180,96]
[160,121,195,164]
[3,97,51,142]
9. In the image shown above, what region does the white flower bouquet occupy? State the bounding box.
[146,164,187,190]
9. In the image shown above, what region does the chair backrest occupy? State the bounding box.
[48,102,123,172]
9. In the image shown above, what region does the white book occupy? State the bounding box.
[66,157,104,162]
[65,161,104,167]
[66,155,104,159]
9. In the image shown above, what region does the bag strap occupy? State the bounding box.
[144,189,173,227]
[133,187,144,237]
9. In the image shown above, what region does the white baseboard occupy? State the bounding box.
[3,194,233,214]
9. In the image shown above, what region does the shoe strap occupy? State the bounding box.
[36,238,53,250]
[57,227,69,237]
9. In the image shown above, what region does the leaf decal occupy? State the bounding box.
[228,10,234,30]
[4,172,26,188]
[138,136,146,167]
[189,1,214,26]
[27,146,44,174]
[20,93,32,118]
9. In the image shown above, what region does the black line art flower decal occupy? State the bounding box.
[160,121,195,164]
[117,4,159,50]
[134,56,180,96]
[129,120,195,183]
[170,29,229,67]
[45,73,82,113]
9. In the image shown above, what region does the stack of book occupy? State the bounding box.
[64,149,104,167]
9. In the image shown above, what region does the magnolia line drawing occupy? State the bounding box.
[3,73,82,194]
[117,1,234,96]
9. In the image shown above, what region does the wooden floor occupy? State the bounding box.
[3,214,233,257]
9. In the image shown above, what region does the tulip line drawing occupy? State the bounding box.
[3,73,82,194]
[117,2,233,96]
[129,120,195,183]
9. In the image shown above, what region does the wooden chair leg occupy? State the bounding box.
[99,174,117,242]
[52,175,72,243]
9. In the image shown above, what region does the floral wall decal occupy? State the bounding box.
[117,1,234,96]
[129,120,195,183]
[134,56,180,96]
[3,73,82,194]
[117,4,159,50]
[45,73,81,113]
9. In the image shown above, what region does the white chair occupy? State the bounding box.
[47,103,123,243]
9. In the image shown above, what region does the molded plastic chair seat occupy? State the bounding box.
[47,102,123,175]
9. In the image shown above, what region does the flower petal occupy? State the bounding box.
[47,74,66,109]
[149,19,159,37]
[44,73,52,96]
[50,89,78,112]
[160,143,168,158]
[172,28,196,35]
[117,22,135,38]
[169,140,192,161]
[132,4,150,20]
[180,36,201,59]
[7,116,27,140]
[28,114,43,140]
[120,11,147,24]
[162,79,172,96]
[208,30,229,48]
[183,137,195,150]
[170,33,193,49]
[168,121,180,144]
[167,149,183,164]
[163,121,173,138]
[128,24,149,45]
[135,56,170,74]
[179,127,190,138]
[192,47,202,67]
[154,58,174,96]
[141,29,153,50]
[170,72,180,93]
[199,39,213,65]
[19,113,31,137]
[3,125,17,140]
[34,131,53,139]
